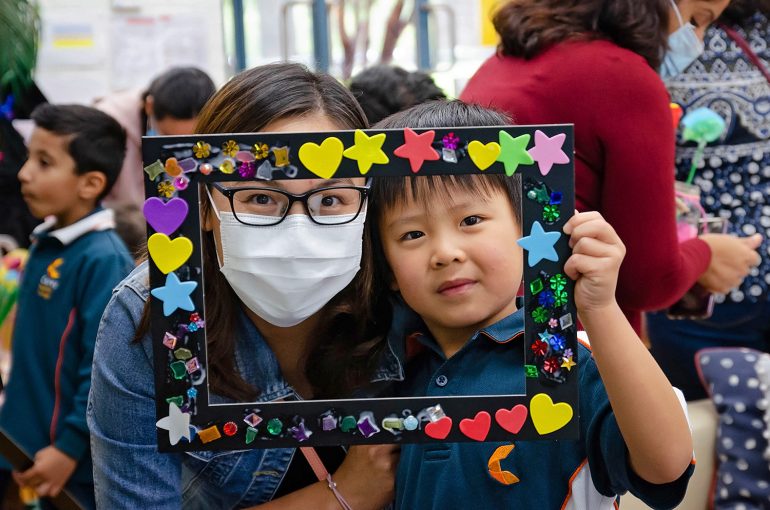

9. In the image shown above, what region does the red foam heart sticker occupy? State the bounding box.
[459,411,491,442]
[424,417,453,440]
[495,405,528,435]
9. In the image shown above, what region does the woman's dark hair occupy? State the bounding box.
[369,100,522,323]
[31,103,126,199]
[492,0,671,69]
[349,65,446,125]
[719,0,770,25]
[136,62,374,401]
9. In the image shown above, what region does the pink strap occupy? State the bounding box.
[719,23,770,85]
[299,447,353,510]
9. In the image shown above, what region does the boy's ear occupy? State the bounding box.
[78,171,107,201]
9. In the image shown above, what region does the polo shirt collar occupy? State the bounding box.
[394,302,526,361]
[32,208,115,246]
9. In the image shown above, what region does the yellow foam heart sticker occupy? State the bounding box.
[468,140,502,171]
[148,233,193,274]
[530,393,573,435]
[298,137,345,179]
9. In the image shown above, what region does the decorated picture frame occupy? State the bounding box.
[142,124,577,452]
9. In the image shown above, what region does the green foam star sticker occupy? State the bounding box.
[497,131,534,176]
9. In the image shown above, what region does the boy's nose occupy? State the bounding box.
[430,240,467,268]
[17,162,32,183]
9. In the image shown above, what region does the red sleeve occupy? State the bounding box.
[587,56,711,312]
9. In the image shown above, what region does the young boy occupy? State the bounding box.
[371,101,694,508]
[0,104,134,509]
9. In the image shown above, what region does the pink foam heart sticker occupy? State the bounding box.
[495,405,528,434]
[459,411,491,441]
[143,197,189,236]
[424,417,453,440]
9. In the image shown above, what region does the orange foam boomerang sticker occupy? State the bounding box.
[488,444,520,485]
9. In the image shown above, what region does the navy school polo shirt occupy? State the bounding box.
[391,308,694,509]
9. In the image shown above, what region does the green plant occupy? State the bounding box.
[0,0,41,103]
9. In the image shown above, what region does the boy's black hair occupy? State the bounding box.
[371,99,522,226]
[369,99,523,294]
[31,103,127,200]
[144,67,216,121]
[349,65,446,125]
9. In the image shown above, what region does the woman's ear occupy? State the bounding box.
[144,95,155,118]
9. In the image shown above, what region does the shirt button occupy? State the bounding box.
[435,375,448,387]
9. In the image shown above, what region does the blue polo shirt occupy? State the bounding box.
[0,208,133,487]
[392,307,694,509]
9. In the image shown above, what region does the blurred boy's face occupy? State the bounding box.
[379,186,523,347]
[18,127,89,227]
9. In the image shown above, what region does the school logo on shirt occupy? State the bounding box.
[38,258,63,299]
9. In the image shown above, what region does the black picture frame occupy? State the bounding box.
[142,125,578,451]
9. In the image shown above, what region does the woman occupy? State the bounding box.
[647,0,770,399]
[88,63,399,509]
[460,0,761,333]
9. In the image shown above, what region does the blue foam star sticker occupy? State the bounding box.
[151,272,197,316]
[517,221,561,266]
[156,402,191,445]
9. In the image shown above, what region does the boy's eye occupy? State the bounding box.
[400,231,425,241]
[461,215,483,226]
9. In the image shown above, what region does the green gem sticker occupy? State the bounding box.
[525,364,539,378]
[530,278,544,295]
[245,426,258,444]
[174,348,193,361]
[554,289,569,307]
[165,395,184,407]
[266,418,283,436]
[532,307,549,324]
[340,415,357,433]
[169,361,187,379]
[549,274,567,291]
[543,204,560,222]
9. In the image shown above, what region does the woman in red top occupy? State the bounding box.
[461,0,762,333]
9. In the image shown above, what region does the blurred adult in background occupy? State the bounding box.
[348,64,446,125]
[647,0,770,400]
[95,67,216,206]
[461,0,761,334]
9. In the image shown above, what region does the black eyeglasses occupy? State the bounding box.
[210,182,369,226]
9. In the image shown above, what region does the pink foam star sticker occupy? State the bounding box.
[394,128,440,173]
[528,130,569,176]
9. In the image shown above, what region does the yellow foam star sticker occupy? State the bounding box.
[561,356,576,371]
[488,444,520,485]
[343,129,389,175]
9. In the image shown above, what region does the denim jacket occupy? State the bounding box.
[87,263,403,509]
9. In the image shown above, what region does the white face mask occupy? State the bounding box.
[209,198,366,327]
[660,0,705,79]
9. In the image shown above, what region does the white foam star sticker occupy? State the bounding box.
[156,402,191,445]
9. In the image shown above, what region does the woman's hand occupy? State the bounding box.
[563,211,626,314]
[332,444,400,509]
[698,233,762,293]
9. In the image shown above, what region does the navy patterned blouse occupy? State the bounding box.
[666,13,770,304]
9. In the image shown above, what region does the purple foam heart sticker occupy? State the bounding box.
[143,197,189,235]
